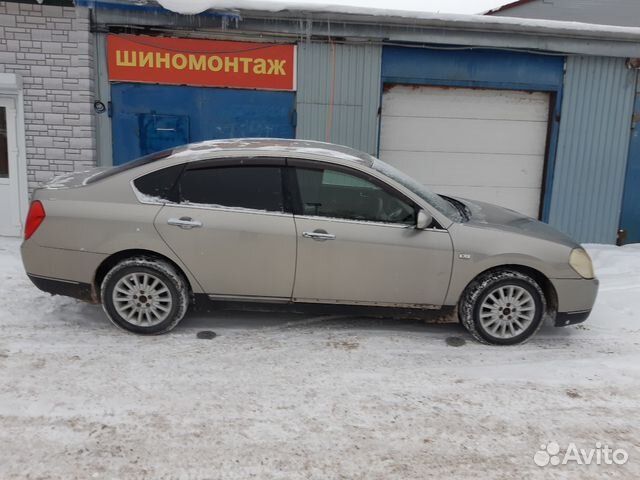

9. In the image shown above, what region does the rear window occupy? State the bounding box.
[86,148,175,184]
[133,164,184,202]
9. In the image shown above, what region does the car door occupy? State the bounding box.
[154,157,297,300]
[288,160,453,307]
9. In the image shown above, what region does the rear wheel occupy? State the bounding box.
[459,270,546,345]
[101,257,189,334]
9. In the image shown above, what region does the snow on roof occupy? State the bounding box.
[155,0,501,16]
[169,138,376,166]
[147,0,640,40]
[82,0,640,44]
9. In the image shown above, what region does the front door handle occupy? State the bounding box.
[167,217,203,229]
[302,230,336,241]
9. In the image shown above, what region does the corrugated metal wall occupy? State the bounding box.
[296,42,381,155]
[548,56,636,243]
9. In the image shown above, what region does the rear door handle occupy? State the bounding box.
[167,217,202,229]
[302,231,336,241]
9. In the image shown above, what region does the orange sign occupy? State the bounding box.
[107,35,296,91]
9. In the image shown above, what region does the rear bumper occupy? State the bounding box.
[21,240,106,287]
[554,309,591,327]
[27,274,94,302]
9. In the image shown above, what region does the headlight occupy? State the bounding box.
[569,248,594,279]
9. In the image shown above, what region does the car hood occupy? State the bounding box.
[458,198,579,248]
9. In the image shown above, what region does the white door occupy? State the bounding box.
[379,85,550,218]
[0,96,22,237]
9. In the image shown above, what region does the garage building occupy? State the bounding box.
[3,0,640,245]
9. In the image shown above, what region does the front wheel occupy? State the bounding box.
[101,257,189,334]
[459,270,546,345]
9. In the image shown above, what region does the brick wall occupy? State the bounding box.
[0,1,95,190]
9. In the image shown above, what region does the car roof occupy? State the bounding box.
[168,138,376,167]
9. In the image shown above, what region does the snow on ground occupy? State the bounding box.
[0,236,639,479]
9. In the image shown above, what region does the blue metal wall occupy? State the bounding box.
[619,76,640,244]
[382,47,565,91]
[547,56,636,244]
[295,43,381,155]
[111,83,295,165]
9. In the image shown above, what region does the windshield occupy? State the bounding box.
[372,159,462,222]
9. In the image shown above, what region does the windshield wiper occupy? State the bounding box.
[441,196,470,222]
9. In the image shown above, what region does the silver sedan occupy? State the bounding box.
[21,139,598,344]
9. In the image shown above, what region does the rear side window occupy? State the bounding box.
[179,166,284,212]
[133,164,184,202]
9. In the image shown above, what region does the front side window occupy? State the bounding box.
[294,166,416,224]
[179,165,284,212]
[372,159,462,222]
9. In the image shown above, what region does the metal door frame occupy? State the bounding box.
[0,73,28,237]
[619,78,640,244]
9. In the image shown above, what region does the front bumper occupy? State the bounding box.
[550,277,599,313]
[550,276,599,327]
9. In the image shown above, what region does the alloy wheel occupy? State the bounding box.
[478,285,536,339]
[111,272,173,326]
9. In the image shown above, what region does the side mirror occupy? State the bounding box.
[416,209,432,230]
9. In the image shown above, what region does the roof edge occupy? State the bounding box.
[81,0,640,43]
[484,0,538,16]
[236,8,640,43]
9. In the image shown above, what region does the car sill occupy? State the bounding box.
[293,297,441,309]
[207,293,290,303]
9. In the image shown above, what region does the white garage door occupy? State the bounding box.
[379,85,550,218]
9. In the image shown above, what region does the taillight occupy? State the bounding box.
[24,200,46,240]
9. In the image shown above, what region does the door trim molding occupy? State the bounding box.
[0,73,28,237]
[292,297,441,309]
[293,213,448,231]
[208,293,290,303]
[159,200,294,218]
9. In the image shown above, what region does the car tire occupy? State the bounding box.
[101,257,189,335]
[459,269,546,345]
